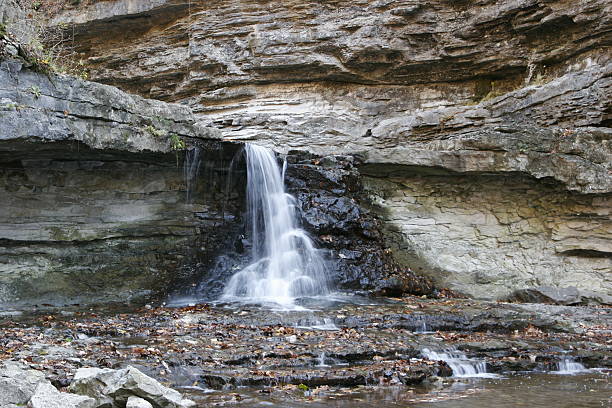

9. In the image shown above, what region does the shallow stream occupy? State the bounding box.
[181,372,610,407]
[2,296,610,408]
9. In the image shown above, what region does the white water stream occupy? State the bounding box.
[422,348,497,378]
[554,358,587,374]
[220,145,329,307]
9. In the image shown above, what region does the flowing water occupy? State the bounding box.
[421,348,495,378]
[183,146,202,203]
[173,145,609,407]
[182,372,611,407]
[555,358,587,374]
[220,145,329,307]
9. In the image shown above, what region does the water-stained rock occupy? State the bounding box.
[286,151,433,296]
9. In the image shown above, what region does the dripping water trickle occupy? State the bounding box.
[317,352,329,367]
[220,144,330,307]
[183,147,202,203]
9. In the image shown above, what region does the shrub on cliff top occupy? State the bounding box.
[3,0,88,77]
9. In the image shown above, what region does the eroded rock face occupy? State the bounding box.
[0,60,219,153]
[364,174,611,300]
[52,0,610,101]
[0,61,244,307]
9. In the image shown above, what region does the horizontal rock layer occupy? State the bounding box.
[54,0,611,95]
[0,60,427,305]
[51,0,611,194]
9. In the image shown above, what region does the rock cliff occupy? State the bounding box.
[0,60,418,306]
[47,0,610,301]
[1,0,609,303]
[0,59,244,306]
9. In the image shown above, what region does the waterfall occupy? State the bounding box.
[220,144,329,306]
[422,348,495,378]
[555,358,587,374]
[317,352,329,367]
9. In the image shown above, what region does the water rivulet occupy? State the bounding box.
[221,145,329,306]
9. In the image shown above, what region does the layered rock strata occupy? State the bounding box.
[48,0,611,301]
[0,60,244,306]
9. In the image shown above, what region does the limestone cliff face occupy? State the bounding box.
[0,60,243,306]
[10,0,612,301]
[0,58,417,305]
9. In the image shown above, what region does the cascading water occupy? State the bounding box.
[422,348,496,378]
[220,144,329,306]
[554,358,587,374]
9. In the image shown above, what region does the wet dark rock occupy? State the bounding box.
[200,361,439,390]
[285,151,433,296]
[1,298,610,406]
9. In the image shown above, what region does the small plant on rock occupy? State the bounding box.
[6,0,90,78]
[169,133,186,151]
[144,125,168,138]
[169,133,186,167]
[28,85,42,98]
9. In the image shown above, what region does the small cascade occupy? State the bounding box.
[422,348,494,378]
[555,358,587,374]
[415,317,430,333]
[317,352,329,367]
[297,317,339,331]
[311,318,339,331]
[183,147,202,203]
[220,144,329,307]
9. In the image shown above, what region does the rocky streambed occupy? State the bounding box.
[1,296,610,407]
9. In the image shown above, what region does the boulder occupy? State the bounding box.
[28,382,96,408]
[69,366,195,408]
[127,396,154,408]
[0,361,47,407]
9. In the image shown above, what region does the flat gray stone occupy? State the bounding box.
[28,382,96,408]
[126,396,154,408]
[0,361,47,407]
